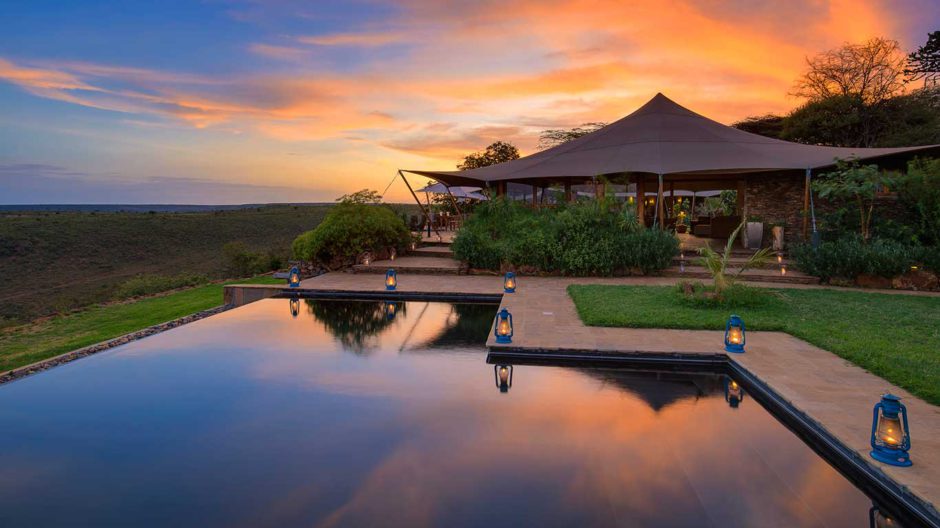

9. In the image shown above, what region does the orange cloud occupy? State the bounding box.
[297,30,407,47]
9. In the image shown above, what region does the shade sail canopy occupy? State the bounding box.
[404,93,940,187]
[414,183,484,198]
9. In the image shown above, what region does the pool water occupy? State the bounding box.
[0,298,879,526]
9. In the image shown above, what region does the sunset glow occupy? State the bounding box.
[0,0,935,203]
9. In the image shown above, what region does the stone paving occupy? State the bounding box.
[226,271,940,519]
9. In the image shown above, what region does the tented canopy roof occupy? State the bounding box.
[404,93,939,187]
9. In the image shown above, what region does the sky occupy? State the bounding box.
[0,0,937,204]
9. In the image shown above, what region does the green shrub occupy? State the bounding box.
[866,238,913,278]
[625,228,679,274]
[114,273,208,299]
[292,203,411,269]
[222,241,282,278]
[452,198,676,275]
[792,236,914,281]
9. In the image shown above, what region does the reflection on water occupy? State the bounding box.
[0,299,878,527]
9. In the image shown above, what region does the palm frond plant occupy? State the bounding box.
[696,221,773,296]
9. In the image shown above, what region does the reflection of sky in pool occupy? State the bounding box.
[0,298,873,526]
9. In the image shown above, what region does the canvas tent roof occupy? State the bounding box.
[403,93,940,187]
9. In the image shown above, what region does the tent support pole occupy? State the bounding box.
[635,174,646,227]
[532,184,538,208]
[444,185,463,219]
[398,170,441,240]
[564,179,572,203]
[656,174,665,228]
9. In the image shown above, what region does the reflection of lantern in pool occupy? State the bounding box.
[385,268,397,290]
[494,364,513,393]
[724,314,745,353]
[494,308,513,343]
[724,377,744,408]
[289,297,300,318]
[869,505,901,528]
[385,301,397,320]
[503,271,516,293]
[288,266,301,288]
[389,247,397,261]
[870,394,912,467]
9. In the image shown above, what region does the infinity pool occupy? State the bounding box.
[0,298,883,526]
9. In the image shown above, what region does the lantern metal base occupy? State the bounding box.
[870,448,912,467]
[504,288,515,293]
[289,283,300,288]
[495,335,512,344]
[386,286,396,291]
[725,344,745,353]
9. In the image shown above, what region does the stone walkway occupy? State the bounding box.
[226,271,940,521]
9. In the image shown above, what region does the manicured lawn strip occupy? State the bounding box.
[568,285,940,405]
[0,276,282,372]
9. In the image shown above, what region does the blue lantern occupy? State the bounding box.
[288,266,301,288]
[503,271,516,293]
[870,394,912,467]
[494,307,513,344]
[724,377,744,408]
[289,297,300,318]
[494,364,513,393]
[385,268,397,291]
[724,314,745,353]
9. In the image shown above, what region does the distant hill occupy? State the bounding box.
[0,203,334,213]
[1,204,358,325]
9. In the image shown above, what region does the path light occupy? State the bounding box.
[777,253,783,264]
[503,271,517,293]
[288,266,301,288]
[385,269,397,291]
[410,241,417,251]
[494,308,513,344]
[494,364,513,393]
[781,265,787,276]
[724,314,745,353]
[870,394,912,467]
[724,377,744,408]
[389,248,397,261]
[289,297,300,318]
[362,252,372,266]
[385,301,397,320]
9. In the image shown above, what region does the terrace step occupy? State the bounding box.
[672,255,791,267]
[663,265,818,285]
[411,246,455,258]
[352,256,466,275]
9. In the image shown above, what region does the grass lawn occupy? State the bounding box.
[568,285,940,405]
[0,276,282,373]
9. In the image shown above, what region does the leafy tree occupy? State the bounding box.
[906,31,940,87]
[731,114,785,138]
[336,189,382,204]
[895,157,940,246]
[537,122,608,150]
[792,37,907,105]
[813,159,895,241]
[457,141,520,170]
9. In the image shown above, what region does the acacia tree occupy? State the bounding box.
[813,159,895,241]
[336,189,382,204]
[457,141,520,170]
[906,31,940,87]
[792,37,907,105]
[537,122,607,150]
